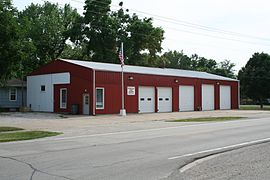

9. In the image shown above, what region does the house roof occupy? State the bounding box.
[60,59,238,82]
[4,79,26,87]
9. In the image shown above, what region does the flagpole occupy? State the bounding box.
[120,42,126,116]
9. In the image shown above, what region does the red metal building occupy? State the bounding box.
[27,59,239,115]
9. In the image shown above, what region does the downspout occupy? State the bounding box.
[238,80,240,109]
[93,69,96,116]
[21,77,24,107]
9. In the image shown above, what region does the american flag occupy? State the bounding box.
[118,46,124,67]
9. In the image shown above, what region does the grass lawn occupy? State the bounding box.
[0,127,24,132]
[169,116,244,122]
[0,130,62,142]
[240,105,270,111]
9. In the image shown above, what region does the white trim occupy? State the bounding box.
[60,88,67,109]
[9,88,17,101]
[93,70,96,115]
[238,81,240,109]
[96,87,104,109]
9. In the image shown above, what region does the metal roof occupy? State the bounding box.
[60,59,238,82]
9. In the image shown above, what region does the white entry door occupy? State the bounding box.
[83,94,90,115]
[179,85,194,111]
[138,87,155,113]
[202,84,215,111]
[157,87,172,112]
[220,85,231,110]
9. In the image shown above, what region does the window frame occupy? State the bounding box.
[96,87,104,109]
[9,88,17,101]
[60,88,67,109]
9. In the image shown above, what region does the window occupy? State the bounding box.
[41,85,46,92]
[96,88,104,109]
[84,95,89,105]
[9,88,17,101]
[60,88,67,109]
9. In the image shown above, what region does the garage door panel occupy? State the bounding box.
[220,85,231,110]
[138,86,155,113]
[179,86,194,112]
[202,84,215,111]
[157,87,172,112]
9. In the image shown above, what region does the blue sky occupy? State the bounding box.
[12,0,270,72]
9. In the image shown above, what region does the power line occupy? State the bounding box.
[40,0,270,49]
[71,0,270,42]
[58,2,270,47]
[162,26,270,47]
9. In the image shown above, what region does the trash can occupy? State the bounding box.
[71,104,79,115]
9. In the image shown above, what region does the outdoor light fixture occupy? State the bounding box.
[128,76,134,80]
[216,82,220,85]
[174,79,179,83]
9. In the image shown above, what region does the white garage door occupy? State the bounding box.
[179,85,194,112]
[157,87,172,112]
[220,85,231,110]
[202,84,215,111]
[138,86,155,113]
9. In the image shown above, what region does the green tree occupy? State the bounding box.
[190,54,236,78]
[214,60,236,78]
[0,0,20,83]
[83,0,117,63]
[61,43,89,60]
[238,52,270,108]
[81,1,164,65]
[18,2,80,74]
[195,57,217,73]
[126,15,164,66]
[161,50,191,69]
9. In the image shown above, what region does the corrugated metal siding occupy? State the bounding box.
[0,87,26,108]
[95,70,239,114]
[30,60,93,114]
[31,60,239,115]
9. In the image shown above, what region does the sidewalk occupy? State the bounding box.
[0,110,269,137]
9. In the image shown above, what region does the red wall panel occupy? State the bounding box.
[95,70,239,114]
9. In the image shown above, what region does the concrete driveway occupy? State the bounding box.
[0,110,269,137]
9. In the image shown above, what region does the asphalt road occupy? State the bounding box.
[178,142,270,180]
[1,117,270,180]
